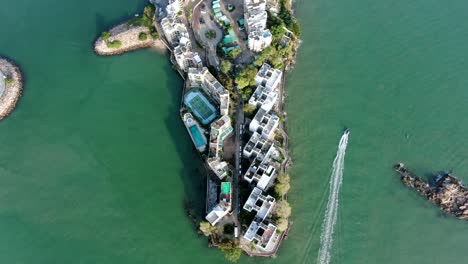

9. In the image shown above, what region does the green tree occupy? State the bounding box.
[275,200,291,219]
[5,77,14,86]
[224,223,234,234]
[235,66,257,89]
[276,218,289,232]
[275,173,291,197]
[228,48,242,59]
[143,5,155,20]
[270,24,286,41]
[106,40,122,48]
[243,104,257,117]
[199,221,218,237]
[138,32,148,41]
[254,46,276,67]
[220,60,232,74]
[101,31,111,41]
[205,30,217,40]
[218,241,242,263]
[223,248,242,263]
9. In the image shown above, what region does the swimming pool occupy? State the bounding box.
[189,125,206,147]
[184,90,217,125]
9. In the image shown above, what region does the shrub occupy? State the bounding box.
[227,48,242,59]
[5,77,14,86]
[101,31,111,41]
[224,224,234,234]
[138,32,148,41]
[199,221,218,236]
[151,32,159,40]
[106,40,122,49]
[274,200,291,219]
[275,173,291,197]
[276,218,289,232]
[220,60,232,74]
[243,104,257,118]
[205,30,217,40]
[235,65,257,89]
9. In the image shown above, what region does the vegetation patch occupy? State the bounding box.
[205,30,217,40]
[101,31,111,41]
[106,40,122,49]
[5,76,14,86]
[138,32,148,41]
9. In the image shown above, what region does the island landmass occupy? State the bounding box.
[95,0,301,261]
[0,56,24,121]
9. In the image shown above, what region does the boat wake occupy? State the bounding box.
[317,130,350,264]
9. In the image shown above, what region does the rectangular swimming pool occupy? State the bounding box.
[189,125,206,147]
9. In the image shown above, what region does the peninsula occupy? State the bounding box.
[95,0,301,261]
[0,57,24,121]
[394,163,468,220]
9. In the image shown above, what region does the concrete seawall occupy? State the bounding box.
[94,23,166,56]
[0,57,24,121]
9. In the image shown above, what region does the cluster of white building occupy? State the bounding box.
[160,1,235,226]
[161,1,202,72]
[186,69,233,181]
[244,0,272,52]
[241,63,283,249]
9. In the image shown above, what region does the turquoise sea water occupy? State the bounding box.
[0,0,467,263]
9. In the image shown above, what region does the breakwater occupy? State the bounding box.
[394,163,468,220]
[0,57,24,121]
[94,23,166,56]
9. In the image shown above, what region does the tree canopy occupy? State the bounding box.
[275,173,291,197]
[275,200,292,219]
[235,66,258,89]
[199,221,218,237]
[220,60,232,74]
[276,218,289,232]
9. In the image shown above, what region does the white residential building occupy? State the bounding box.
[243,187,277,249]
[166,0,183,16]
[160,15,189,46]
[244,0,271,51]
[207,157,230,180]
[248,83,278,112]
[248,30,272,52]
[174,39,202,72]
[243,132,279,190]
[244,8,267,33]
[209,115,234,158]
[243,187,275,221]
[206,182,232,225]
[188,67,230,116]
[255,63,283,91]
[249,108,279,140]
[244,221,278,250]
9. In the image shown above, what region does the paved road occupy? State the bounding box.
[231,86,245,224]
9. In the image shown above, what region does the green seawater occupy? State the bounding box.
[0,0,467,263]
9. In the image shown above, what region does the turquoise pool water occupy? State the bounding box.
[189,125,206,147]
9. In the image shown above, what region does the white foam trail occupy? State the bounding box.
[317,131,349,264]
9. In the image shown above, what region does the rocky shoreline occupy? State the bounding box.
[394,163,468,220]
[94,23,166,56]
[0,57,24,121]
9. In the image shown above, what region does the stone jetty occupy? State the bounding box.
[0,57,23,121]
[94,23,165,56]
[394,163,468,220]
